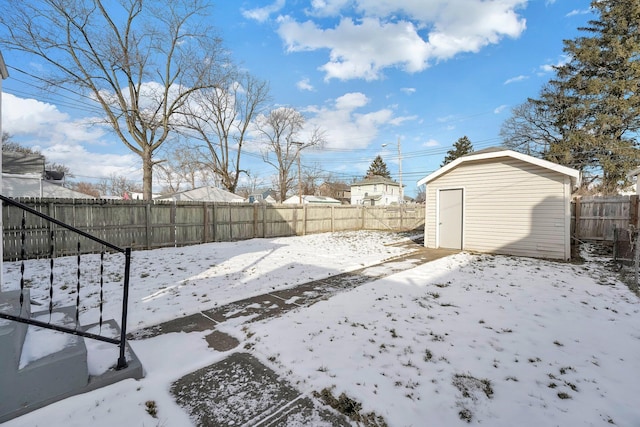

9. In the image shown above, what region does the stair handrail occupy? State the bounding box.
[0,194,131,370]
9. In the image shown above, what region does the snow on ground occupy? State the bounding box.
[3,231,411,330]
[241,249,640,426]
[2,231,640,426]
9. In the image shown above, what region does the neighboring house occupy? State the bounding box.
[417,148,580,261]
[282,195,341,205]
[317,181,351,204]
[2,174,94,199]
[247,189,278,204]
[154,186,245,203]
[350,175,402,206]
[1,152,91,199]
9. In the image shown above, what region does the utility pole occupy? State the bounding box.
[382,137,403,204]
[397,137,403,204]
[292,141,304,204]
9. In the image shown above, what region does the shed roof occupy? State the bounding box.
[417,148,580,187]
[283,195,341,205]
[155,186,244,203]
[352,175,400,186]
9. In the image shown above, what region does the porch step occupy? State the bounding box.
[0,289,31,370]
[0,306,89,423]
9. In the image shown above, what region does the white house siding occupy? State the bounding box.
[426,157,571,260]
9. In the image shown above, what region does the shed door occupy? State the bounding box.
[439,189,463,250]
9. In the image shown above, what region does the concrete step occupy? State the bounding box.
[0,306,89,423]
[0,289,31,370]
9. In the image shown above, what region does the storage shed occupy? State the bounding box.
[417,148,580,260]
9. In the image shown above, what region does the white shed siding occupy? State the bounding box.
[426,157,570,259]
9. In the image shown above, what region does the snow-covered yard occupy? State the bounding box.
[3,231,640,426]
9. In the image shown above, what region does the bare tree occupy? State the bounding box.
[155,140,216,194]
[255,107,325,202]
[0,0,231,200]
[499,94,562,158]
[97,173,142,198]
[235,172,267,199]
[178,72,270,193]
[300,163,326,196]
[71,181,101,198]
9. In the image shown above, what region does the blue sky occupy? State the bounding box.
[1,0,593,197]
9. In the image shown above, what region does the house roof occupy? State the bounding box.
[321,181,350,191]
[351,175,400,186]
[155,186,244,203]
[417,148,581,187]
[283,195,341,205]
[2,174,94,199]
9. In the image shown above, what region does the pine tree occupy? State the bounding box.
[507,0,640,193]
[441,136,473,166]
[366,155,391,179]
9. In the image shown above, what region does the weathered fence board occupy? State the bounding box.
[2,198,425,260]
[573,195,638,241]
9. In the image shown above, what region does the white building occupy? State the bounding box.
[350,175,401,206]
[417,148,580,260]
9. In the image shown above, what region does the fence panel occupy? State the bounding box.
[574,196,636,241]
[2,198,425,260]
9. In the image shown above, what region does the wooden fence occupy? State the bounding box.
[2,198,425,260]
[572,195,639,241]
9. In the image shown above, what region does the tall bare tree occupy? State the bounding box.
[178,72,270,193]
[255,107,325,202]
[0,0,230,200]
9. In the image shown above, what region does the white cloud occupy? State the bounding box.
[494,104,508,114]
[242,0,286,22]
[423,138,440,147]
[539,55,569,74]
[504,75,528,85]
[2,93,139,180]
[566,8,592,17]
[3,93,106,144]
[304,92,412,149]
[436,115,455,123]
[42,144,140,181]
[401,87,416,95]
[276,0,527,80]
[296,78,315,91]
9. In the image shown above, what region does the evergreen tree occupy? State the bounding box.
[366,155,391,179]
[441,136,473,166]
[503,0,640,193]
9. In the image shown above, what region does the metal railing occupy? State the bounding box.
[0,194,131,370]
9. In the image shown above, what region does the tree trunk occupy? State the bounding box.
[142,148,154,201]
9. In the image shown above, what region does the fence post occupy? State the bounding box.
[212,203,217,242]
[331,206,335,232]
[302,205,307,236]
[573,197,581,240]
[145,203,151,250]
[262,204,267,238]
[203,203,210,243]
[635,230,639,288]
[253,204,258,238]
[630,195,638,228]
